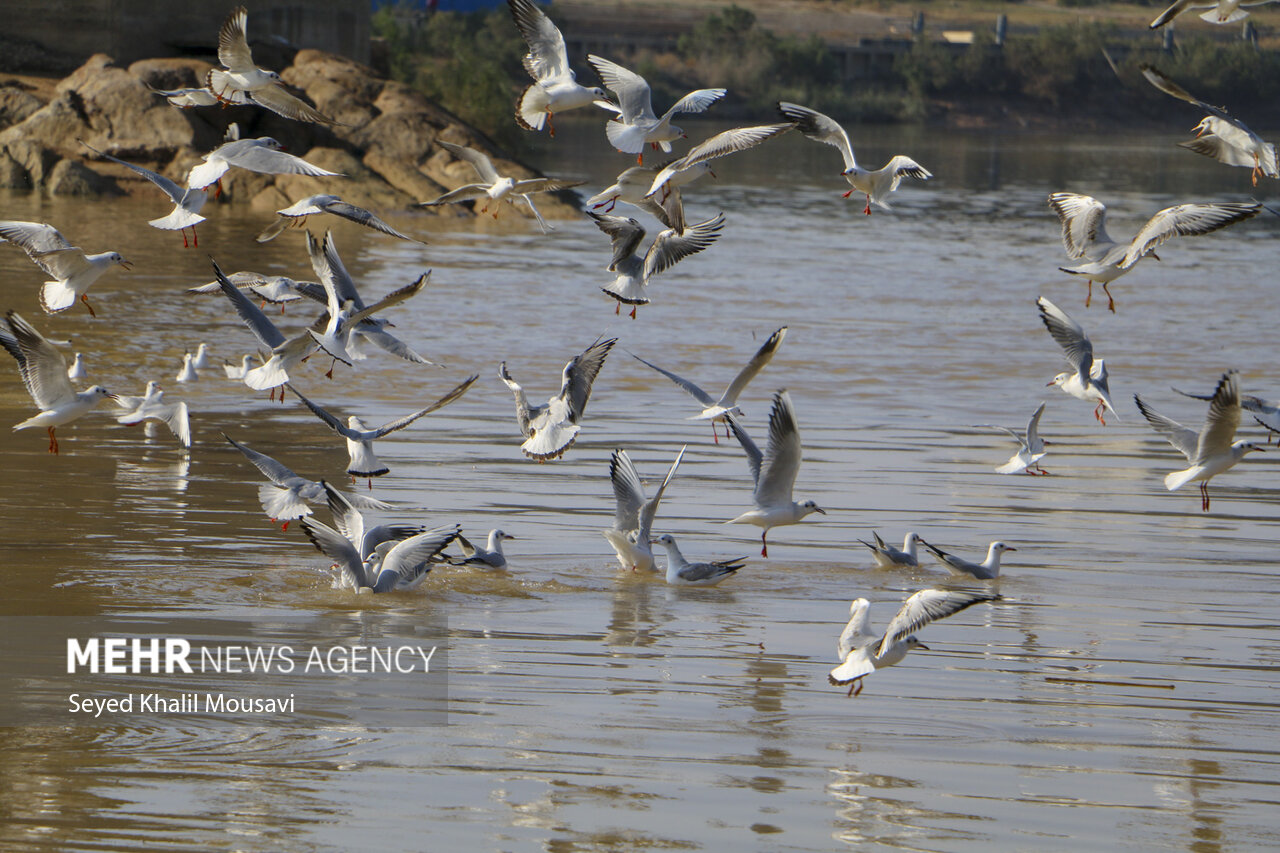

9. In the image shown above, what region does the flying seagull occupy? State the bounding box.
[507,0,613,136]
[1037,296,1119,425]
[0,220,131,316]
[604,446,685,573]
[499,337,616,461]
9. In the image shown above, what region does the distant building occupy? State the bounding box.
[3,1,370,71]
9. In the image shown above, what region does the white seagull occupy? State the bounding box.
[976,401,1050,475]
[1048,192,1260,312]
[918,539,1015,580]
[189,343,211,370]
[419,141,583,232]
[80,142,207,247]
[586,164,688,231]
[146,83,238,108]
[222,433,390,530]
[644,123,794,200]
[630,326,787,442]
[222,354,256,380]
[587,55,725,163]
[447,530,516,570]
[175,352,199,383]
[1135,370,1263,512]
[586,211,725,316]
[604,446,685,573]
[116,389,191,449]
[256,194,423,243]
[207,6,337,125]
[286,375,478,483]
[187,270,308,310]
[725,390,826,557]
[829,589,1001,697]
[499,337,616,461]
[0,220,131,317]
[1140,64,1278,185]
[66,352,86,382]
[186,136,341,193]
[652,534,746,587]
[856,531,920,569]
[1149,0,1280,28]
[778,101,931,215]
[507,0,613,136]
[1037,296,1120,426]
[0,311,115,454]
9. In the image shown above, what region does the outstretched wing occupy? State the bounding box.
[366,374,478,438]
[1195,371,1241,464]
[642,213,725,280]
[222,432,301,486]
[560,338,616,423]
[438,141,501,185]
[1048,192,1110,259]
[1036,296,1094,379]
[1120,202,1261,270]
[877,589,1001,659]
[722,326,787,407]
[508,0,572,84]
[777,102,856,171]
[1134,394,1199,461]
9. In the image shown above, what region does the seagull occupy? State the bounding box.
[255,195,423,243]
[856,531,920,569]
[186,136,341,193]
[651,534,745,586]
[206,6,338,125]
[0,311,115,453]
[1135,371,1263,511]
[586,164,687,231]
[499,337,616,461]
[918,539,1015,580]
[222,354,256,380]
[1048,192,1260,312]
[1149,0,1280,28]
[644,123,794,200]
[586,211,725,316]
[587,55,725,163]
[1174,384,1280,442]
[975,401,1050,475]
[0,220,131,316]
[286,375,478,484]
[419,141,584,232]
[778,101,931,215]
[210,260,322,398]
[66,352,86,381]
[112,380,162,414]
[630,326,787,442]
[829,589,1001,697]
[79,141,207,247]
[115,389,190,449]
[222,433,390,530]
[725,390,825,557]
[446,530,516,570]
[187,270,309,310]
[300,483,458,593]
[604,446,685,572]
[189,343,211,371]
[1140,64,1277,185]
[1037,296,1120,425]
[146,83,238,108]
[507,0,613,136]
[175,352,199,383]
[296,231,439,367]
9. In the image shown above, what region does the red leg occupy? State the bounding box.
[863,195,871,215]
[181,229,189,248]
[1085,281,1093,308]
[711,420,719,445]
[81,294,97,318]
[629,305,636,319]
[842,189,853,198]
[192,226,198,248]
[47,426,59,454]
[761,532,768,558]
[1103,283,1116,313]
[547,112,556,138]
[636,153,643,165]
[281,521,290,532]
[614,302,620,315]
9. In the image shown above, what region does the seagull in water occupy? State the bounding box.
[66,352,86,382]
[507,0,613,136]
[0,220,131,316]
[918,539,1015,580]
[499,337,616,461]
[725,390,826,557]
[630,326,787,442]
[446,530,516,570]
[419,141,584,232]
[206,5,337,125]
[604,446,685,572]
[651,534,745,586]
[287,375,478,485]
[1135,370,1264,512]
[256,194,423,244]
[1037,296,1119,425]
[222,433,391,530]
[976,401,1050,475]
[586,211,725,316]
[587,55,725,163]
[1048,192,1260,312]
[857,531,920,569]
[175,353,199,383]
[79,141,207,247]
[829,589,1001,697]
[0,311,115,453]
[778,101,931,215]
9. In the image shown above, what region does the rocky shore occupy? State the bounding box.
[0,49,579,222]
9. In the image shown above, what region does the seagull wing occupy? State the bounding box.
[1,311,76,409]
[1025,401,1047,454]
[249,84,337,125]
[754,390,804,506]
[318,199,420,243]
[508,0,572,84]
[212,260,286,348]
[438,141,501,185]
[216,6,255,72]
[1195,371,1242,464]
[668,123,793,175]
[837,598,874,660]
[375,525,460,591]
[1134,394,1200,461]
[629,351,715,408]
[721,326,787,408]
[777,101,856,171]
[1120,202,1260,270]
[725,412,763,486]
[1036,296,1094,379]
[587,55,655,122]
[1139,63,1227,116]
[1048,192,1111,259]
[661,88,726,121]
[286,384,359,439]
[637,445,685,538]
[587,212,646,270]
[419,184,492,206]
[365,374,478,438]
[560,338,616,423]
[80,142,185,203]
[300,517,368,590]
[228,143,341,177]
[877,589,1000,659]
[345,273,427,328]
[1179,135,1259,169]
[642,213,725,280]
[222,432,301,487]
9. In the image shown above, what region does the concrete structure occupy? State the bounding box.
[3,1,369,71]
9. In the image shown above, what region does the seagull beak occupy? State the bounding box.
[915,643,931,651]
[1194,125,1206,137]
[504,534,517,540]
[119,259,134,270]
[814,506,827,515]
[1045,379,1056,387]
[708,168,717,179]
[1004,546,1018,552]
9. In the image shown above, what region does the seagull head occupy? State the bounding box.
[1047,372,1071,388]
[992,542,1016,553]
[651,533,675,547]
[110,253,132,270]
[1192,117,1212,137]
[1235,440,1266,455]
[907,638,930,652]
[800,500,826,517]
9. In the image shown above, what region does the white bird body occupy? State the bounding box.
[977,402,1049,475]
[116,393,191,448]
[1037,296,1120,425]
[189,343,211,371]
[449,529,516,570]
[256,194,421,243]
[175,353,198,383]
[499,339,616,461]
[66,352,86,381]
[187,137,341,191]
[604,447,684,572]
[778,102,931,215]
[1149,0,1279,28]
[587,55,725,162]
[919,540,1015,580]
[857,531,919,569]
[725,390,825,557]
[643,123,793,200]
[1135,371,1263,511]
[507,0,612,135]
[420,141,583,232]
[79,142,207,246]
[653,534,744,586]
[210,261,321,395]
[587,212,725,314]
[0,311,115,453]
[0,220,130,316]
[829,589,1001,697]
[222,354,255,380]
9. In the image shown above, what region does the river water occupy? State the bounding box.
[0,120,1278,851]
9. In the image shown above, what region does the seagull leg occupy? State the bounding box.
[712,420,719,445]
[181,229,189,249]
[81,294,97,318]
[636,153,643,165]
[1201,483,1210,512]
[854,680,864,697]
[760,532,768,558]
[325,358,336,380]
[614,301,620,315]
[1085,281,1093,308]
[47,426,58,454]
[629,305,636,319]
[281,521,290,532]
[215,179,223,200]
[863,195,872,215]
[846,679,859,698]
[842,188,853,198]
[1103,283,1116,313]
[547,112,556,138]
[191,226,198,248]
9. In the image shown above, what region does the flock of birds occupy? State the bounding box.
[0,2,1276,697]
